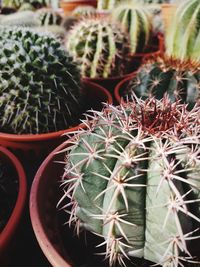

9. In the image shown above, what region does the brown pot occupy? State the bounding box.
[60,0,97,15]
[114,74,135,104]
[0,147,27,266]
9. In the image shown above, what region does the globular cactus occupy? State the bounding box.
[2,0,50,9]
[123,57,200,109]
[97,0,121,10]
[72,5,97,18]
[0,11,38,27]
[166,0,200,61]
[0,27,82,134]
[36,25,66,42]
[35,8,63,26]
[65,18,130,78]
[59,96,200,267]
[111,2,152,54]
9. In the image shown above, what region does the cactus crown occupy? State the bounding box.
[124,56,200,108]
[111,2,152,54]
[59,96,200,267]
[166,0,200,61]
[66,18,130,78]
[35,8,63,26]
[72,5,97,17]
[97,0,121,10]
[0,27,82,134]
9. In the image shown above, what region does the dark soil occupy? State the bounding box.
[0,160,19,232]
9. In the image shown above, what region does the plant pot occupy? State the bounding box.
[0,80,112,163]
[161,4,177,34]
[114,74,135,104]
[0,147,27,266]
[60,0,97,15]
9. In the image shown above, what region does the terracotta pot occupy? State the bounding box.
[0,147,27,266]
[114,74,135,104]
[161,4,177,34]
[0,80,112,162]
[60,0,97,15]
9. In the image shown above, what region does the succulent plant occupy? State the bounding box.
[2,0,50,9]
[123,57,200,109]
[0,11,38,27]
[59,96,200,267]
[18,2,35,11]
[0,27,82,134]
[35,8,63,26]
[111,2,152,54]
[65,18,130,78]
[97,0,121,10]
[166,0,200,61]
[72,5,97,17]
[36,25,66,41]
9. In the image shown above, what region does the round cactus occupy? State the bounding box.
[65,18,130,78]
[35,8,63,26]
[123,57,200,109]
[111,2,152,54]
[59,96,200,267]
[166,0,200,61]
[97,0,121,10]
[72,5,97,17]
[0,11,38,27]
[0,27,82,134]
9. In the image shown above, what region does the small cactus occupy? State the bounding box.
[65,18,130,78]
[111,2,152,54]
[0,27,82,134]
[59,96,200,267]
[35,8,63,26]
[97,0,121,10]
[72,5,97,18]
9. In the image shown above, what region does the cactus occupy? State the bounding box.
[0,27,82,134]
[123,57,200,109]
[18,2,35,11]
[65,18,130,78]
[2,0,50,9]
[59,96,200,267]
[97,0,121,10]
[36,25,66,41]
[0,11,38,27]
[166,0,200,61]
[35,8,63,26]
[111,2,152,54]
[72,5,97,17]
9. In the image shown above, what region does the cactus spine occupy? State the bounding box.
[72,5,97,17]
[66,18,130,78]
[0,27,82,134]
[111,2,152,54]
[124,57,200,108]
[59,96,200,267]
[166,0,200,61]
[0,11,38,27]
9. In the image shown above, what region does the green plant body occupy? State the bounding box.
[97,0,121,10]
[124,57,200,109]
[65,18,130,78]
[35,8,63,26]
[72,5,97,17]
[111,2,152,54]
[0,27,82,134]
[59,96,200,267]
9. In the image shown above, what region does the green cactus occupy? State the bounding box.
[35,8,63,26]
[166,0,200,61]
[0,11,38,27]
[111,2,152,54]
[123,57,200,109]
[59,96,200,267]
[36,25,66,41]
[72,5,97,17]
[0,27,82,134]
[65,18,130,78]
[2,0,50,9]
[97,0,121,10]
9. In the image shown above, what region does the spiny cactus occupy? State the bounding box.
[35,8,63,26]
[59,96,200,267]
[111,2,152,54]
[97,0,121,10]
[0,11,38,27]
[65,18,130,78]
[2,0,50,9]
[72,5,97,17]
[0,27,82,134]
[36,25,66,41]
[123,57,200,109]
[166,0,200,61]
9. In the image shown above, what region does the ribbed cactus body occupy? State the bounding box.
[124,57,200,108]
[66,18,130,78]
[97,0,121,10]
[0,27,82,134]
[166,0,200,61]
[60,97,200,267]
[36,8,62,26]
[0,11,38,27]
[72,5,97,17]
[111,3,152,54]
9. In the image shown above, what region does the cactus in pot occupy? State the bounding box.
[111,2,152,54]
[0,26,82,134]
[59,96,200,267]
[123,57,200,109]
[35,8,63,26]
[65,18,130,78]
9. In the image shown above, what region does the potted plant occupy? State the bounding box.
[0,26,112,164]
[30,96,200,266]
[0,146,27,266]
[60,0,97,16]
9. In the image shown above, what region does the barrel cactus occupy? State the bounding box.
[111,3,152,54]
[59,96,200,267]
[65,18,130,78]
[72,5,97,17]
[0,27,82,134]
[97,0,121,10]
[123,57,200,109]
[166,0,200,61]
[35,8,63,26]
[0,11,38,27]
